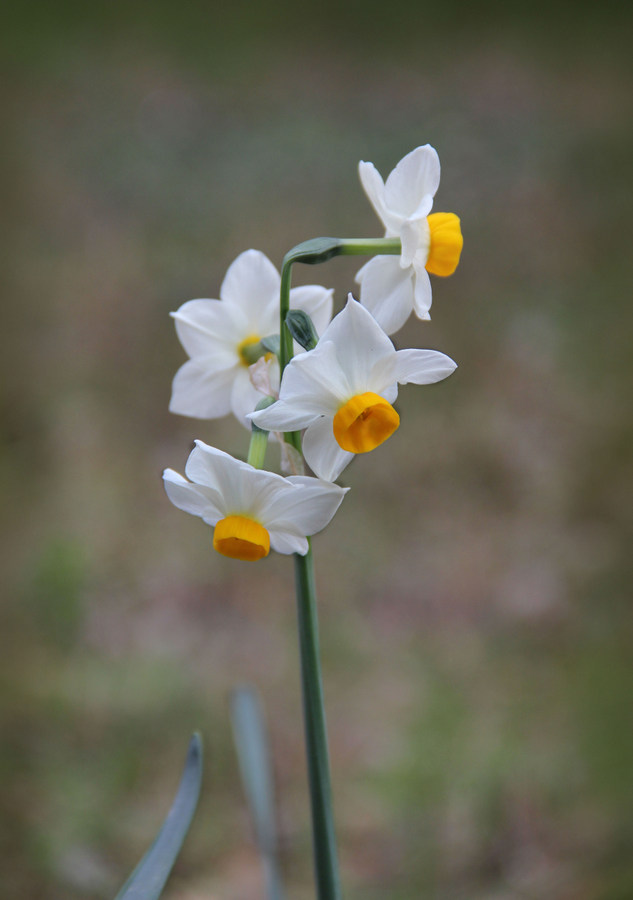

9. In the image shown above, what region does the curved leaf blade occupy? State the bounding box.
[114,733,203,900]
[230,687,286,900]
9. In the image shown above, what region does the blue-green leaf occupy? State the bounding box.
[114,733,203,900]
[231,687,286,900]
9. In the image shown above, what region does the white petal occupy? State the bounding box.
[249,399,318,432]
[184,442,254,510]
[263,476,348,536]
[269,340,350,416]
[169,359,237,419]
[302,417,355,482]
[289,285,334,339]
[400,216,430,269]
[364,365,399,403]
[171,299,244,360]
[269,530,309,556]
[412,266,433,321]
[317,298,395,393]
[356,256,415,335]
[384,145,440,218]
[163,469,224,523]
[358,160,402,233]
[391,349,457,385]
[230,368,266,428]
[188,444,298,523]
[219,250,281,324]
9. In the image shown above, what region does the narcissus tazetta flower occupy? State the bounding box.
[249,297,457,482]
[356,144,463,334]
[170,249,333,427]
[163,442,348,560]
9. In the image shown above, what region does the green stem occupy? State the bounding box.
[247,397,276,469]
[278,234,401,899]
[247,426,268,469]
[337,237,401,257]
[294,543,340,900]
[279,256,303,455]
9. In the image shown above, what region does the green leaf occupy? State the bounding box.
[231,687,286,900]
[114,734,203,900]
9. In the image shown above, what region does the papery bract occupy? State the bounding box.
[356,145,463,334]
[249,297,457,482]
[163,442,348,559]
[170,249,333,427]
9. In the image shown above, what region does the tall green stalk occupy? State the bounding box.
[294,544,340,900]
[278,236,400,900]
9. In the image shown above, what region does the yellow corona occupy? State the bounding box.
[425,212,463,277]
[213,515,270,561]
[333,392,400,453]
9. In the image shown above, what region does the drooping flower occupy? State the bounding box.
[170,249,333,427]
[163,441,348,560]
[249,297,457,482]
[356,144,463,334]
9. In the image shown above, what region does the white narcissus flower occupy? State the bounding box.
[249,297,457,482]
[356,144,463,334]
[163,442,348,560]
[170,249,333,427]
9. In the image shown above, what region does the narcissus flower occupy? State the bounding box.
[249,298,457,482]
[163,442,348,560]
[170,249,333,427]
[356,144,463,334]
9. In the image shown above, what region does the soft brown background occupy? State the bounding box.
[2,2,633,897]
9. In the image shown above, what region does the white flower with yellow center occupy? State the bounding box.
[170,249,333,426]
[249,298,457,482]
[163,442,348,560]
[356,144,463,334]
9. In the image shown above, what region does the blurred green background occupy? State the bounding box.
[2,1,633,897]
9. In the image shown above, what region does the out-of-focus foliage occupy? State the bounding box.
[114,735,202,900]
[2,2,632,898]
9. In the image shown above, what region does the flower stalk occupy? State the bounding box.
[247,397,276,469]
[277,235,401,900]
[162,143,462,900]
[294,543,341,900]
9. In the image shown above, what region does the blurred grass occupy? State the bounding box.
[2,1,633,898]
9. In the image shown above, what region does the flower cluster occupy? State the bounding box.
[164,145,462,561]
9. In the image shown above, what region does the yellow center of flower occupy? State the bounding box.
[237,334,262,367]
[332,392,400,454]
[425,212,463,277]
[213,515,270,561]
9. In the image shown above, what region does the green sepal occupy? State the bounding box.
[283,237,342,268]
[261,334,280,357]
[282,236,401,271]
[113,734,203,900]
[250,396,276,436]
[240,340,268,366]
[286,309,319,351]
